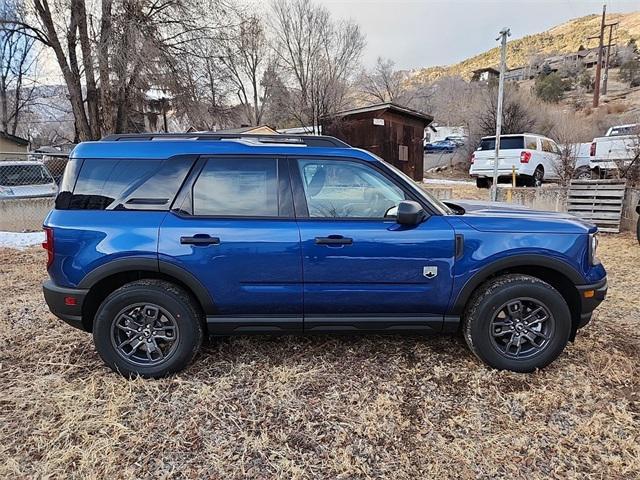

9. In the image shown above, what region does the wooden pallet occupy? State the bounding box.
[567,180,627,233]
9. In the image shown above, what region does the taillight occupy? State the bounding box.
[520,151,531,163]
[470,153,475,164]
[42,227,54,268]
[590,142,596,156]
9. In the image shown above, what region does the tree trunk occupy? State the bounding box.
[74,0,101,139]
[98,0,113,134]
[33,0,92,140]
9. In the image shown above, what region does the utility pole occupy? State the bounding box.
[592,3,606,107]
[602,22,618,95]
[491,27,510,202]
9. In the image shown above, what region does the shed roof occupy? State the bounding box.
[327,103,433,124]
[0,131,29,146]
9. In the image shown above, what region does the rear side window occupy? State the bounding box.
[525,137,538,150]
[192,158,278,216]
[478,136,524,151]
[56,157,194,210]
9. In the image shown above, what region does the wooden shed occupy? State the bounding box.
[321,103,432,181]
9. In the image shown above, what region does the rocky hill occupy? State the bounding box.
[411,11,640,82]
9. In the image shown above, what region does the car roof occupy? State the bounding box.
[480,133,552,140]
[71,137,379,162]
[0,160,47,167]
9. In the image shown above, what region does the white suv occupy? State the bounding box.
[469,133,561,188]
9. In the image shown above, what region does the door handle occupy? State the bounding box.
[315,235,353,246]
[180,235,220,246]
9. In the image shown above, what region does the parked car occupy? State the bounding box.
[589,123,639,177]
[425,139,458,153]
[43,133,607,378]
[572,142,594,180]
[0,161,58,198]
[470,134,561,188]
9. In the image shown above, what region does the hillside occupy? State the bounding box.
[411,11,640,82]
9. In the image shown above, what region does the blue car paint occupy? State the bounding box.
[297,215,454,315]
[158,213,303,315]
[44,209,164,287]
[44,139,607,331]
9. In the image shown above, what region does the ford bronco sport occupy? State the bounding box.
[42,133,607,378]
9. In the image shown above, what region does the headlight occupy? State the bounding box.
[589,232,600,265]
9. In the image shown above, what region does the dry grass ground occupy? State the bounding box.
[1,232,639,478]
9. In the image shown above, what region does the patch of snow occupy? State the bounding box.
[0,231,45,249]
[423,178,475,185]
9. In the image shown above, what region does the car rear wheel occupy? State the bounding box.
[574,166,593,180]
[93,279,203,378]
[527,166,544,187]
[463,274,571,372]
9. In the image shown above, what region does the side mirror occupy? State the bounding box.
[396,200,427,226]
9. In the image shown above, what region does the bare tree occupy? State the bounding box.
[359,57,407,103]
[8,0,232,140]
[219,14,272,126]
[0,1,38,135]
[270,0,365,130]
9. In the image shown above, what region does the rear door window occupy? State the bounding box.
[478,136,524,150]
[191,158,279,217]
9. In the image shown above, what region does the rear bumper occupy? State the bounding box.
[576,277,608,329]
[43,280,89,331]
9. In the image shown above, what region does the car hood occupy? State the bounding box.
[444,199,597,234]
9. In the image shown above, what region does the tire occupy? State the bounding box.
[527,166,544,187]
[636,214,640,245]
[476,177,491,189]
[462,274,571,373]
[573,166,593,180]
[93,279,204,378]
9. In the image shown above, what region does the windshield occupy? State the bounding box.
[478,136,524,150]
[375,156,453,215]
[0,164,53,186]
[608,125,639,136]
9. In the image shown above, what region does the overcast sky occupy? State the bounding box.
[315,0,640,70]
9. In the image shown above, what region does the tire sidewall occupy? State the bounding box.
[467,281,571,372]
[93,284,201,378]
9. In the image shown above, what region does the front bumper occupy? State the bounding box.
[576,277,608,329]
[43,279,89,331]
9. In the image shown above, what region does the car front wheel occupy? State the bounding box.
[463,274,571,372]
[93,279,204,378]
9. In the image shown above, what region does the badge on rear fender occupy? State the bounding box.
[423,266,438,279]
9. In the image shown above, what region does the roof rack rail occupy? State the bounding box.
[100,133,350,148]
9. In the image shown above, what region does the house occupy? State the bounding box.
[215,125,279,135]
[0,131,29,160]
[471,67,500,83]
[321,103,433,181]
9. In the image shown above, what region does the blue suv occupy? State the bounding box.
[42,133,607,377]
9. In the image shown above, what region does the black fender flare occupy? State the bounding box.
[78,256,216,314]
[449,254,585,315]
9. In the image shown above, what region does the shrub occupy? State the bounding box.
[534,73,567,103]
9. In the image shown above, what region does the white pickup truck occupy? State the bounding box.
[590,123,640,176]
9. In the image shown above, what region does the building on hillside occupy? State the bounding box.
[0,131,29,160]
[321,103,433,181]
[576,48,601,69]
[471,67,500,83]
